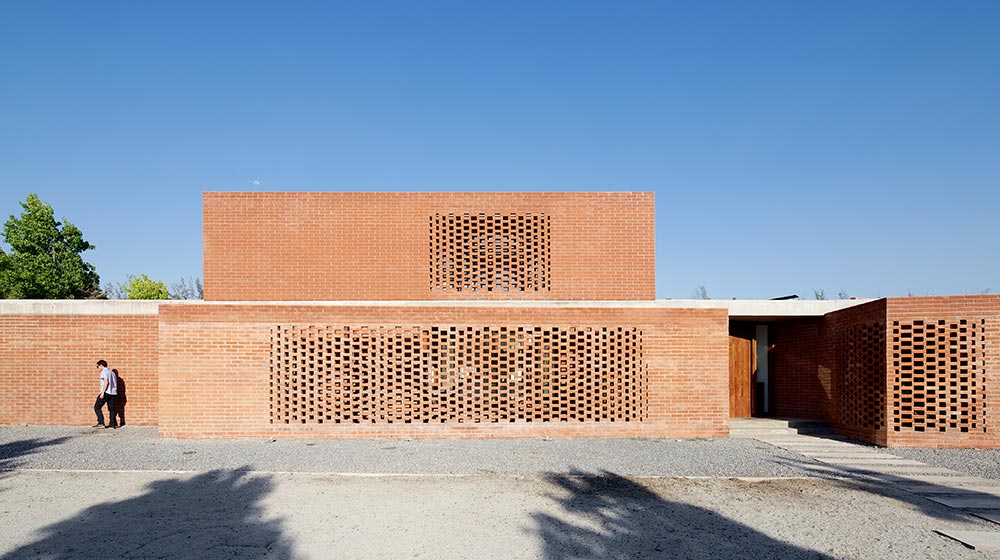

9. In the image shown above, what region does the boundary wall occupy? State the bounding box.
[0,301,159,426]
[157,303,729,439]
[202,192,655,302]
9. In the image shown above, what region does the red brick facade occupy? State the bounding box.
[883,296,1000,448]
[771,318,826,421]
[2,191,997,448]
[157,304,729,440]
[0,312,159,426]
[202,192,655,302]
[772,296,1000,448]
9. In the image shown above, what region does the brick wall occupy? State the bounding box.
[883,295,1000,448]
[158,303,728,439]
[202,192,655,301]
[771,318,828,420]
[0,306,159,426]
[823,299,890,445]
[773,296,1000,448]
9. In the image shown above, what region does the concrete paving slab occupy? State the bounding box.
[843,466,962,475]
[798,453,900,459]
[934,530,1000,550]
[927,496,1000,509]
[805,456,905,462]
[759,440,861,448]
[814,458,925,466]
[796,449,893,455]
[879,476,993,485]
[900,485,1000,496]
[769,446,872,453]
[972,512,1000,525]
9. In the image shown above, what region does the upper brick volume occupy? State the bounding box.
[203,192,655,301]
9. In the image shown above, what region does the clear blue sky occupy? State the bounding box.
[1,1,997,299]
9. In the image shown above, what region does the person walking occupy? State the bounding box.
[93,359,118,429]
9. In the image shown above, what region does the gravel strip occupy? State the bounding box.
[0,425,825,477]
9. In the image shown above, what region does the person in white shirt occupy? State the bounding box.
[92,359,118,429]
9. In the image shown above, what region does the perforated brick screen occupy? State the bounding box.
[836,322,886,431]
[892,319,987,433]
[429,213,551,292]
[269,325,647,424]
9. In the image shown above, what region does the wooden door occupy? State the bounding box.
[729,324,755,418]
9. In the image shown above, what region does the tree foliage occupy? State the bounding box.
[0,194,101,299]
[170,276,203,300]
[123,274,169,300]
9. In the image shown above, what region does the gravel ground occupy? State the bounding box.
[1,470,999,560]
[890,447,1000,479]
[0,425,824,476]
[3,427,1000,559]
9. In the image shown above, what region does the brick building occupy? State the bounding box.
[1,192,997,447]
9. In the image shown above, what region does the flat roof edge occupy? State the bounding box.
[0,298,873,318]
[0,300,160,315]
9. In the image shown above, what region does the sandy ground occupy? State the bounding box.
[1,469,999,560]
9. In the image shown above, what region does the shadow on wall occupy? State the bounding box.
[0,468,293,560]
[533,471,837,560]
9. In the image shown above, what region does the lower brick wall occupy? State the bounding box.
[4,296,994,448]
[0,313,159,426]
[157,304,730,440]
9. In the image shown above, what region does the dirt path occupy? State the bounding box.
[1,469,998,559]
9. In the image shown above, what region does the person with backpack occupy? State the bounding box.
[93,359,118,429]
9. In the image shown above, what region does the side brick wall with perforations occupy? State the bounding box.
[202,192,655,301]
[0,312,159,426]
[824,300,890,445]
[775,296,1000,448]
[884,296,1000,448]
[157,304,729,439]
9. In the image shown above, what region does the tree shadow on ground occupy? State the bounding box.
[0,468,293,560]
[771,454,997,524]
[0,437,70,470]
[533,470,837,560]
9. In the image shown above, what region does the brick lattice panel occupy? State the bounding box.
[270,325,647,424]
[429,213,551,293]
[892,319,987,433]
[836,322,886,430]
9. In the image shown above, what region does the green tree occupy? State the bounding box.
[0,194,101,299]
[123,274,169,299]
